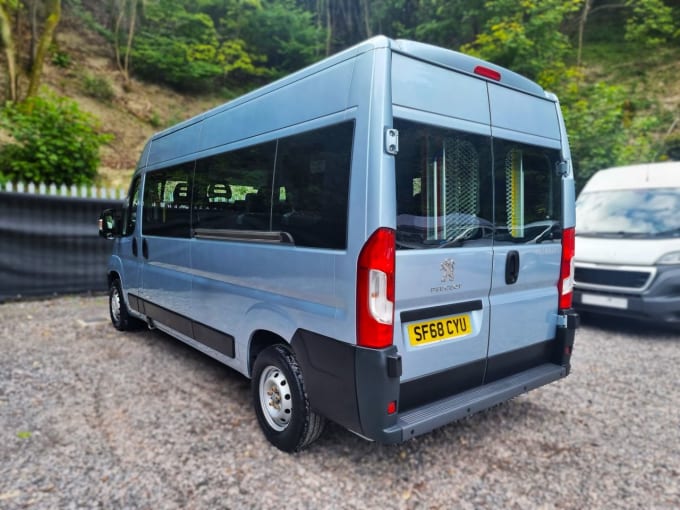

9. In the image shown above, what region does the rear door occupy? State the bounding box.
[391,54,494,407]
[486,85,564,378]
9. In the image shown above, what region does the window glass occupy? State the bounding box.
[274,121,353,249]
[493,140,562,244]
[142,162,194,238]
[394,118,493,249]
[576,188,680,238]
[193,142,276,231]
[122,176,141,236]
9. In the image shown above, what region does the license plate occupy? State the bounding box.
[407,314,472,346]
[581,293,628,310]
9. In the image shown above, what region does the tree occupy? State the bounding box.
[25,0,61,98]
[0,0,61,102]
[112,0,143,87]
[0,0,19,101]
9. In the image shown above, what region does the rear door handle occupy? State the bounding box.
[142,238,149,259]
[132,238,138,257]
[505,250,520,284]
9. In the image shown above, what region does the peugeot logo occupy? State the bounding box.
[440,258,455,283]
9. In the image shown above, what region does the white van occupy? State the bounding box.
[100,36,578,452]
[574,161,680,325]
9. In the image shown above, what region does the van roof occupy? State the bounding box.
[581,161,680,192]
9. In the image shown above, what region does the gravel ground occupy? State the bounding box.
[0,295,678,509]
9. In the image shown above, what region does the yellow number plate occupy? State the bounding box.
[407,314,472,346]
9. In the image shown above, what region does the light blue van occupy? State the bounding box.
[99,36,579,452]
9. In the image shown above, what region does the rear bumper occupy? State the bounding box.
[292,313,577,444]
[383,363,566,442]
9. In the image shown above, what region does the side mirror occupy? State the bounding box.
[99,208,122,239]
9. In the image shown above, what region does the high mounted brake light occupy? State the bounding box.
[356,228,395,349]
[474,65,501,81]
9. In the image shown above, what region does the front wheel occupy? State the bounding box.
[252,344,325,452]
[109,278,144,331]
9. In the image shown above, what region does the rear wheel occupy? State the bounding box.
[109,278,144,331]
[252,344,325,452]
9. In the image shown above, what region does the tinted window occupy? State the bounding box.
[274,122,353,249]
[123,176,141,236]
[394,119,493,249]
[193,142,276,232]
[142,162,194,238]
[493,140,562,244]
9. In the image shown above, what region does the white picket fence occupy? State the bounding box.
[0,181,126,200]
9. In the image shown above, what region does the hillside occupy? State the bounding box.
[43,15,230,189]
[40,9,680,189]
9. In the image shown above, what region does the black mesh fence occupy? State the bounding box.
[0,191,123,302]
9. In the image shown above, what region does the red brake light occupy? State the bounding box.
[559,227,575,310]
[474,65,501,81]
[357,228,395,349]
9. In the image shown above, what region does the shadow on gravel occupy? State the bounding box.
[579,312,679,341]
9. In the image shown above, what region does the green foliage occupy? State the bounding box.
[555,69,660,191]
[624,0,676,48]
[51,49,71,68]
[236,0,324,78]
[0,91,113,185]
[461,0,582,82]
[82,73,116,103]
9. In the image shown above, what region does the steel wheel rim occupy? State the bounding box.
[110,286,121,324]
[259,365,293,432]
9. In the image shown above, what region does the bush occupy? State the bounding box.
[0,91,113,185]
[82,73,116,103]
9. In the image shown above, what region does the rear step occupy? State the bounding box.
[386,363,566,442]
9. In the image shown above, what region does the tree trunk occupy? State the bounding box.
[0,4,17,102]
[26,0,62,99]
[123,0,138,86]
[577,0,592,68]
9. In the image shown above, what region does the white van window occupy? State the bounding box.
[577,188,680,238]
[394,118,493,249]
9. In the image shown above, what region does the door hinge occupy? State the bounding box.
[385,128,399,155]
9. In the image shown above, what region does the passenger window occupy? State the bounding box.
[394,118,493,249]
[122,176,141,236]
[193,142,276,231]
[493,141,562,244]
[274,121,353,249]
[142,163,194,238]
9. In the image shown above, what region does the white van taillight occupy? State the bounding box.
[357,228,395,349]
[559,227,575,310]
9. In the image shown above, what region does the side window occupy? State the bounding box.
[122,176,141,236]
[394,118,493,249]
[142,162,194,238]
[493,141,562,244]
[193,142,276,231]
[274,121,353,249]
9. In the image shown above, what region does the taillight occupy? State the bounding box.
[357,227,395,348]
[559,227,575,310]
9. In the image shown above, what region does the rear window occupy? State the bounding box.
[395,118,562,249]
[577,188,680,238]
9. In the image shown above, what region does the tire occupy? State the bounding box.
[252,344,326,452]
[109,278,144,331]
